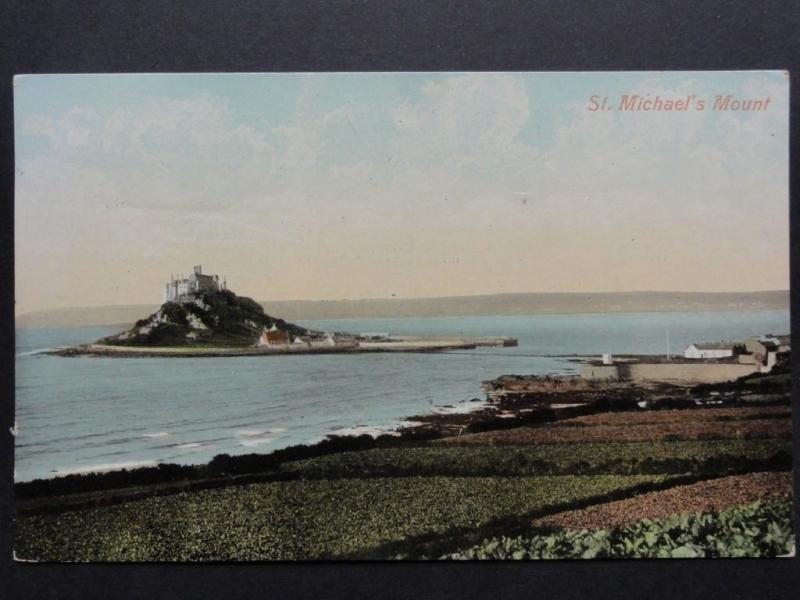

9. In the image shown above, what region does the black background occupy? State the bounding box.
[1,1,799,598]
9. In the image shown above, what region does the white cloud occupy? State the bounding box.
[14,73,790,313]
[22,94,278,213]
[390,73,532,169]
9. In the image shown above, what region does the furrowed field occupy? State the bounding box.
[16,475,673,561]
[15,400,794,560]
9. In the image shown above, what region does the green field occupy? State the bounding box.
[16,474,676,561]
[444,500,794,559]
[280,439,790,479]
[15,404,793,561]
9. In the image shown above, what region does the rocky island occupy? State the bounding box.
[50,266,517,357]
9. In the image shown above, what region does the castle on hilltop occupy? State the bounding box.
[165,265,226,303]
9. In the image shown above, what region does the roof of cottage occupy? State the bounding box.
[690,341,738,350]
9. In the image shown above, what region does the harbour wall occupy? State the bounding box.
[581,362,760,384]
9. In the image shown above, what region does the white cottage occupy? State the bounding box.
[683,342,737,359]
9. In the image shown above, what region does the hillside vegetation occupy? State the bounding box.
[98,289,308,347]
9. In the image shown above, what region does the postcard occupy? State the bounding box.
[13,71,791,561]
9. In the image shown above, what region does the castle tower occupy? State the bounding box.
[165,265,221,303]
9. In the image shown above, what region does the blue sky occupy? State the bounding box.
[16,71,788,162]
[14,72,789,313]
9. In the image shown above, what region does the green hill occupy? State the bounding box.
[98,289,309,347]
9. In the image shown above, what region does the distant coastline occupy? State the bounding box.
[15,290,790,330]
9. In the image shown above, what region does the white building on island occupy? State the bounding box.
[258,324,290,347]
[165,265,225,303]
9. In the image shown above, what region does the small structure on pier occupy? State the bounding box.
[581,363,621,381]
[325,332,359,348]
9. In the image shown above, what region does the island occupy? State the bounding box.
[49,265,517,357]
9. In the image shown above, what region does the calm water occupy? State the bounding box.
[15,310,789,481]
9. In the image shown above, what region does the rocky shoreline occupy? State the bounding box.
[16,367,789,515]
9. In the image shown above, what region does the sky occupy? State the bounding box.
[14,71,789,315]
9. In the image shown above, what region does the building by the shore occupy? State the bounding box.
[258,324,290,347]
[743,338,779,364]
[581,334,789,384]
[683,341,741,359]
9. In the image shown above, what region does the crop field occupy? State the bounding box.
[438,420,790,445]
[532,471,792,530]
[440,405,792,445]
[444,500,794,559]
[556,405,791,427]
[282,439,790,478]
[15,475,671,561]
[15,403,793,561]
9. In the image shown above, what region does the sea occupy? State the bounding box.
[14,310,790,482]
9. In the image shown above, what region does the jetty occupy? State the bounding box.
[49,336,518,358]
